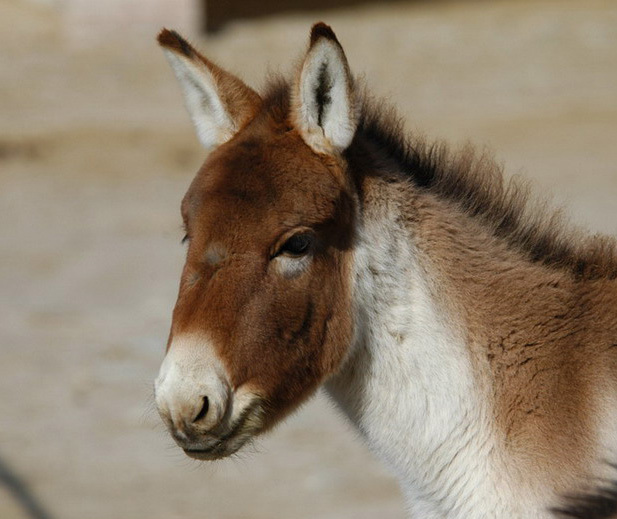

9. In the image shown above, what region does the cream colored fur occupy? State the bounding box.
[292,37,358,154]
[326,181,558,518]
[161,49,236,150]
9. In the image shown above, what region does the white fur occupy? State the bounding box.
[591,389,617,482]
[326,198,552,518]
[294,38,358,153]
[162,49,235,150]
[155,333,264,455]
[155,333,231,435]
[273,252,313,279]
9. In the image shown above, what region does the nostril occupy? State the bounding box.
[193,396,209,423]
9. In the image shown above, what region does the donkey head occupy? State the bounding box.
[154,24,360,459]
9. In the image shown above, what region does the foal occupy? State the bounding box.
[154,23,617,518]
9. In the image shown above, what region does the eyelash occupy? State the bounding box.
[274,232,314,258]
[181,218,189,244]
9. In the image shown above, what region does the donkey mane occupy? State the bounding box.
[260,78,617,281]
[357,97,617,281]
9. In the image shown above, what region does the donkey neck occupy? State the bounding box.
[325,176,531,518]
[411,185,617,481]
[327,170,617,517]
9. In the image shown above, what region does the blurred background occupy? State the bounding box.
[1,0,616,518]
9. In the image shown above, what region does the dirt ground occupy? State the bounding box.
[1,0,616,518]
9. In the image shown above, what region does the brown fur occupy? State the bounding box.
[310,21,339,45]
[231,76,617,281]
[344,90,617,494]
[160,23,617,512]
[408,189,617,493]
[353,96,617,281]
[158,29,262,131]
[169,66,617,468]
[170,93,356,429]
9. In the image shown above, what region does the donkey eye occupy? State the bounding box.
[181,234,189,245]
[277,233,313,257]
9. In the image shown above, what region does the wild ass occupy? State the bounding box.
[153,23,617,518]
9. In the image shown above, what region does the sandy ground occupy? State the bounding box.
[1,0,616,518]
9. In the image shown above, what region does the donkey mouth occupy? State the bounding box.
[183,444,238,461]
[181,398,264,460]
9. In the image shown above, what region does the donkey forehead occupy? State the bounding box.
[184,130,344,229]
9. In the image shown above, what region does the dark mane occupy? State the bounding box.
[261,79,617,280]
[354,94,617,280]
[260,77,292,126]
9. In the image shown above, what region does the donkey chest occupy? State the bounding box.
[329,326,536,519]
[329,273,529,516]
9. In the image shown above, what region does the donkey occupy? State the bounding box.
[153,23,617,518]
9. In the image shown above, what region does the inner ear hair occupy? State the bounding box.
[293,22,358,155]
[314,62,332,127]
[157,28,261,150]
[310,23,342,127]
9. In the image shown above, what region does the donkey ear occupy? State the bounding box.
[292,23,358,154]
[157,29,261,150]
